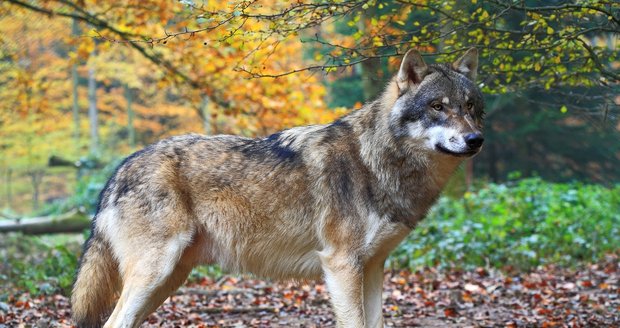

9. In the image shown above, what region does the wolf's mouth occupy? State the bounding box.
[435,144,479,157]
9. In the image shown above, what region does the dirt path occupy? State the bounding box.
[1,256,618,327]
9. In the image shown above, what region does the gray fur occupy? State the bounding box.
[72,48,484,328]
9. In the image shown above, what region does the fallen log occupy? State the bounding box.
[0,209,92,235]
[48,155,103,169]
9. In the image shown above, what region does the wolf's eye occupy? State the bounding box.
[466,102,474,110]
[431,103,443,111]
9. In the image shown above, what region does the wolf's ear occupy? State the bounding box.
[452,47,478,80]
[397,49,428,89]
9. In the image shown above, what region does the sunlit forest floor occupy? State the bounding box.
[1,255,618,327]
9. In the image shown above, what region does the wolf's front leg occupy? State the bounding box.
[320,252,365,328]
[363,260,386,328]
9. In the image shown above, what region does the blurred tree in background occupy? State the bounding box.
[0,0,618,214]
[0,2,618,309]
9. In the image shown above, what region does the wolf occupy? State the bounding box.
[71,48,484,328]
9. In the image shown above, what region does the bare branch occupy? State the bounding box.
[485,0,620,27]
[576,38,620,82]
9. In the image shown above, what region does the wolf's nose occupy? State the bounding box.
[464,133,484,149]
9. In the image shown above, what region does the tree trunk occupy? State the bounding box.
[360,57,382,102]
[125,85,136,149]
[29,170,44,211]
[488,142,498,182]
[201,95,211,135]
[88,64,99,156]
[358,7,383,102]
[5,168,12,210]
[0,210,91,235]
[464,160,474,190]
[72,18,81,145]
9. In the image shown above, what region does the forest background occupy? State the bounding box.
[0,0,618,326]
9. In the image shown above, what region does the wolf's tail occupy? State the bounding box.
[71,231,120,328]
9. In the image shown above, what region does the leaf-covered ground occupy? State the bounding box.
[1,255,618,328]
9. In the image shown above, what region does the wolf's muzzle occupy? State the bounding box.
[464,132,484,150]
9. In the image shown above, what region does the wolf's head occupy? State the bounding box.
[388,48,484,157]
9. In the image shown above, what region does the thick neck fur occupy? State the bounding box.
[344,78,463,226]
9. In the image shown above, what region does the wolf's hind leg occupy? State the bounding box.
[103,233,194,328]
[139,261,193,317]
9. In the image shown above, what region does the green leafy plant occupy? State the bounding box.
[389,177,620,270]
[41,159,123,216]
[1,234,80,296]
